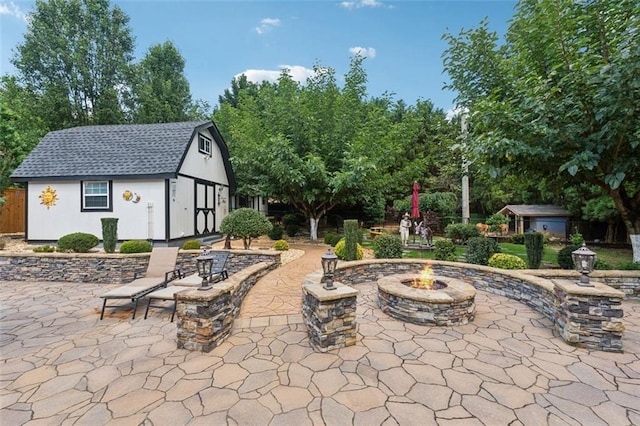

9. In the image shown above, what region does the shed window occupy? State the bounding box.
[82,181,112,211]
[198,134,212,156]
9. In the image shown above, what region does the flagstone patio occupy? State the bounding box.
[1,243,639,424]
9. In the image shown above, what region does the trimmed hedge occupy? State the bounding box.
[334,239,363,261]
[488,253,526,269]
[119,240,153,253]
[273,239,289,251]
[465,237,500,265]
[57,232,99,253]
[434,239,457,261]
[373,234,403,259]
[182,240,201,250]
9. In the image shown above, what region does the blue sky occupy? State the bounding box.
[1,0,516,115]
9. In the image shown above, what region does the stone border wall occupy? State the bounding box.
[522,269,640,299]
[176,261,278,352]
[0,249,281,284]
[321,259,626,352]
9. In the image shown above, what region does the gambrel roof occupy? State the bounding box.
[498,205,571,217]
[11,121,236,191]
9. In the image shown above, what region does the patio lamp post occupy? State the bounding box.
[572,243,596,287]
[321,247,339,290]
[196,250,215,290]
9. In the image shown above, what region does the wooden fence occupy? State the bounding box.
[0,187,25,233]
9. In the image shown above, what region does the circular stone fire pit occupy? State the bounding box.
[377,274,476,326]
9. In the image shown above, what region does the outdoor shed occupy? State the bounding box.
[498,204,572,238]
[11,121,236,244]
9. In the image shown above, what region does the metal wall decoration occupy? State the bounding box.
[39,186,58,209]
[122,190,141,203]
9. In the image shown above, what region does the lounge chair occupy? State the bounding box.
[99,247,181,320]
[143,251,230,321]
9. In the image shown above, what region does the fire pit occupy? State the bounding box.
[377,266,476,326]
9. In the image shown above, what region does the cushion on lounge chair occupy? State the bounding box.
[99,247,180,320]
[143,285,193,322]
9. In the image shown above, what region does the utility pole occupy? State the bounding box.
[461,114,470,224]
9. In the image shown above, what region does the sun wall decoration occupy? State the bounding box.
[39,186,58,209]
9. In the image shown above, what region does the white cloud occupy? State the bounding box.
[255,17,281,35]
[0,1,27,21]
[446,106,468,121]
[349,46,376,58]
[340,0,386,10]
[234,65,316,85]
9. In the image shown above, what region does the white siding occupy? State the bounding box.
[27,180,166,241]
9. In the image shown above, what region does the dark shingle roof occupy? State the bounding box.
[11,121,210,181]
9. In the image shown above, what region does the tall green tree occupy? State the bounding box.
[0,76,48,193]
[131,41,194,123]
[215,58,381,240]
[443,0,640,261]
[12,0,134,128]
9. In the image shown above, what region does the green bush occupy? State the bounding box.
[267,224,284,240]
[557,245,580,269]
[221,208,273,249]
[119,240,153,253]
[373,234,403,259]
[329,234,343,247]
[445,223,480,244]
[594,259,612,270]
[101,217,118,253]
[569,231,584,246]
[323,232,335,244]
[273,239,289,251]
[334,239,363,261]
[33,245,56,253]
[510,233,525,244]
[57,232,99,253]
[285,223,299,237]
[488,253,526,269]
[618,261,640,270]
[434,239,457,261]
[282,213,301,227]
[465,237,501,265]
[524,232,544,269]
[344,219,360,261]
[182,239,201,250]
[486,213,509,233]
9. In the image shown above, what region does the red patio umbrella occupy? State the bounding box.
[411,181,420,218]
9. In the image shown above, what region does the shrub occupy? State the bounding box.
[323,232,335,244]
[486,213,509,233]
[373,234,403,259]
[329,234,343,247]
[618,261,640,270]
[282,213,301,227]
[569,231,584,246]
[465,237,500,265]
[119,240,153,253]
[489,253,526,269]
[182,239,201,250]
[273,239,289,251]
[221,208,273,249]
[101,217,118,253]
[33,245,56,253]
[334,239,363,261]
[285,223,299,237]
[445,223,480,244]
[557,245,580,269]
[267,224,284,240]
[524,232,544,269]
[594,259,612,270]
[510,233,525,244]
[57,232,99,253]
[434,239,457,261]
[344,219,360,261]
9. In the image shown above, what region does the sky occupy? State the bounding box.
[0,0,517,115]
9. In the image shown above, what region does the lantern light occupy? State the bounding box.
[321,247,339,290]
[196,249,215,290]
[571,242,596,287]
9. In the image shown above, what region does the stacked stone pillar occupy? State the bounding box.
[554,279,625,353]
[302,281,358,352]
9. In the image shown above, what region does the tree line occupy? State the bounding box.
[1,0,638,259]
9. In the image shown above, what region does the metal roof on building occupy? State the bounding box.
[498,205,572,217]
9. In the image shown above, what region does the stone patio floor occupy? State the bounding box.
[1,245,640,425]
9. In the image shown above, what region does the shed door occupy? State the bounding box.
[195,181,215,235]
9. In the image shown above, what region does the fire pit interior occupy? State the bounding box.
[377,265,476,326]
